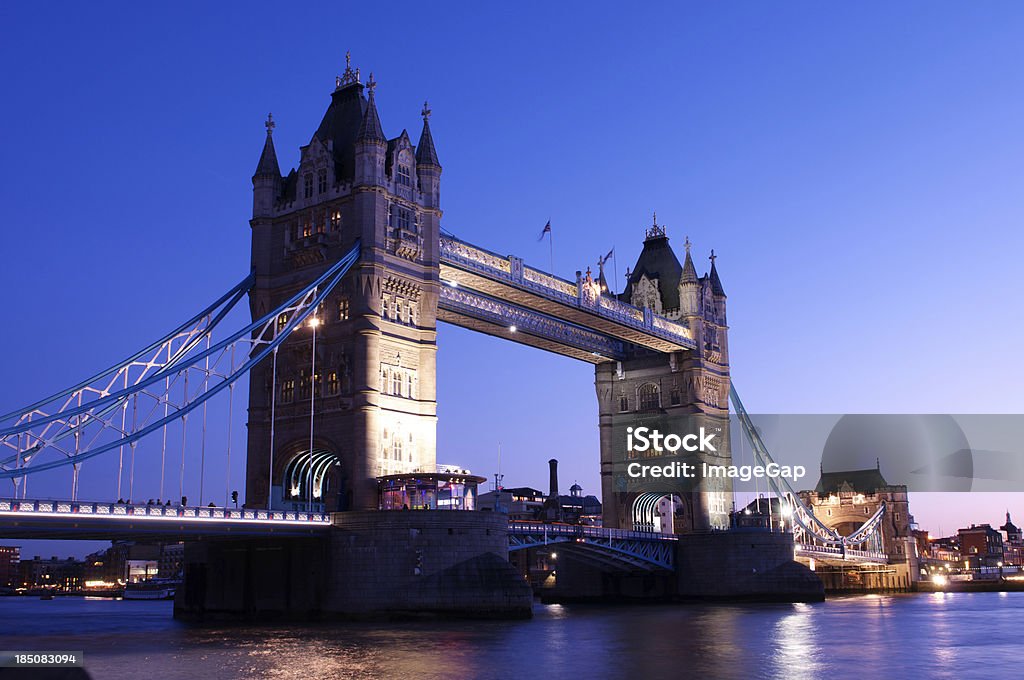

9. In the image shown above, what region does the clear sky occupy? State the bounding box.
[2,1,1023,557]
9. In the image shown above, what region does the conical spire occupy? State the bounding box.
[680,236,698,284]
[254,113,281,177]
[416,100,440,167]
[708,249,726,296]
[356,73,385,143]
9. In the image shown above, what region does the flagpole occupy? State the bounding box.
[612,249,619,295]
[549,222,555,274]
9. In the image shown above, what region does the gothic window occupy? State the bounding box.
[393,434,403,461]
[670,388,681,406]
[277,314,288,334]
[303,174,313,199]
[317,169,327,194]
[330,208,342,231]
[313,371,321,396]
[397,164,411,187]
[619,395,629,412]
[406,373,413,398]
[395,298,403,323]
[315,210,325,234]
[408,432,414,462]
[381,293,391,319]
[299,370,310,399]
[337,297,350,321]
[408,302,417,325]
[380,368,388,393]
[398,207,411,231]
[327,371,339,395]
[638,383,660,410]
[391,370,402,396]
[282,379,295,403]
[302,215,313,238]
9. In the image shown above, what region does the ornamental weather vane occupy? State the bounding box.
[646,211,666,240]
[422,100,432,121]
[265,112,275,135]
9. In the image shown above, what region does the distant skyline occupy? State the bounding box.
[2,1,1024,556]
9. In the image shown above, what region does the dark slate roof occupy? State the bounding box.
[815,468,890,494]
[416,118,439,166]
[254,132,280,178]
[356,89,385,144]
[621,234,683,311]
[709,256,726,297]
[312,82,367,181]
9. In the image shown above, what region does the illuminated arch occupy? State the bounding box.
[283,448,341,501]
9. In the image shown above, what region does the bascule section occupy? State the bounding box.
[245,58,442,513]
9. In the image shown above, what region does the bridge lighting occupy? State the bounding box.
[308,317,321,329]
[445,279,459,288]
[550,552,557,559]
[932,574,948,587]
[509,325,517,333]
[781,504,793,517]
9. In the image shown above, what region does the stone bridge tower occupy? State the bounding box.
[245,59,441,511]
[595,216,732,531]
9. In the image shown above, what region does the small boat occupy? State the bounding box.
[39,593,54,600]
[123,579,177,600]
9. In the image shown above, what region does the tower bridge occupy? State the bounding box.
[0,56,893,616]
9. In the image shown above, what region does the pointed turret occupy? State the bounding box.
[254,113,281,178]
[709,249,726,297]
[681,237,698,284]
[252,113,281,218]
[415,101,442,209]
[356,74,385,144]
[416,101,440,167]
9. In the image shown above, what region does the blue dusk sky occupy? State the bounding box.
[1,1,1023,556]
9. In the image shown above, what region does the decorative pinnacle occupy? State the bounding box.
[367,72,377,95]
[684,236,691,253]
[422,100,432,121]
[338,50,359,88]
[265,112,275,135]
[709,249,717,265]
[645,211,666,240]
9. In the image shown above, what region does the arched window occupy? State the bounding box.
[638,383,660,410]
[391,371,402,396]
[393,434,403,461]
[406,374,413,398]
[380,368,388,393]
[619,395,628,412]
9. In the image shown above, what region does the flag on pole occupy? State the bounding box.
[538,220,552,241]
[599,247,614,265]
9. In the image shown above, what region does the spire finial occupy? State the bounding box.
[709,249,717,265]
[338,50,359,88]
[684,236,691,253]
[645,211,666,240]
[422,100,432,121]
[265,112,275,136]
[367,72,376,95]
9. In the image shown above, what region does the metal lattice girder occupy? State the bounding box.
[507,521,676,571]
[0,241,361,480]
[730,383,887,550]
[795,543,888,565]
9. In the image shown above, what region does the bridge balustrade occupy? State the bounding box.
[0,498,330,525]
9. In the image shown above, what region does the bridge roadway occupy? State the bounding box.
[0,499,680,571]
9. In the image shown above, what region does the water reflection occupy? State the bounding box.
[0,594,1022,679]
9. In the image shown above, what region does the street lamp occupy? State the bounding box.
[307,315,320,513]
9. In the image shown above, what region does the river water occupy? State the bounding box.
[0,592,1018,679]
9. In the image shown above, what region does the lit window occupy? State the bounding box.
[302,216,313,238]
[315,211,325,234]
[282,380,295,403]
[277,314,288,334]
[304,174,313,199]
[330,209,341,231]
[327,372,339,395]
[299,370,310,399]
[638,383,660,410]
[317,169,327,194]
[337,298,350,321]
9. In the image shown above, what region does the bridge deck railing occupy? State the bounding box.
[0,499,330,525]
[508,521,678,542]
[796,542,887,562]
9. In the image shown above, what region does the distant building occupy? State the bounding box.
[958,524,1004,569]
[159,542,185,579]
[477,487,546,520]
[0,546,19,589]
[18,555,84,591]
[1000,512,1023,566]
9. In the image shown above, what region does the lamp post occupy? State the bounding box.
[307,315,320,513]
